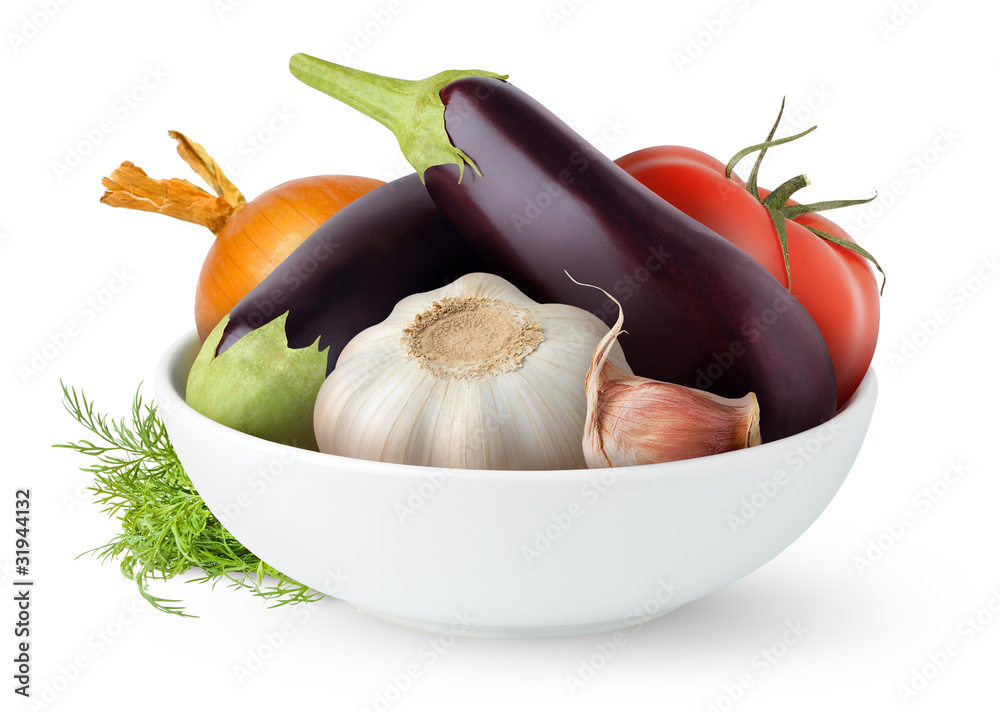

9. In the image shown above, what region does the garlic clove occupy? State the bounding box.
[585,368,762,467]
[578,276,762,468]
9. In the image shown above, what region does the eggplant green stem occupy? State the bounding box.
[289,53,507,182]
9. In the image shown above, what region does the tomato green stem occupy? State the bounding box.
[762,174,810,210]
[803,225,887,295]
[725,98,817,182]
[750,97,783,198]
[725,99,886,295]
[724,127,817,181]
[782,194,876,220]
[767,206,793,290]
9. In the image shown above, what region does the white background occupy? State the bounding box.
[2,0,998,709]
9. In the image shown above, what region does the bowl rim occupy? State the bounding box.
[155,330,878,483]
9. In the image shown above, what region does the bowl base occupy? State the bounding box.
[356,605,682,639]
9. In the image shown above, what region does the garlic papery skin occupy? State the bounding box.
[582,288,761,468]
[313,273,631,470]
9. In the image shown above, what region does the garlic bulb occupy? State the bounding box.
[313,273,631,470]
[582,288,761,467]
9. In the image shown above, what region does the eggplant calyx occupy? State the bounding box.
[186,312,329,450]
[289,53,506,182]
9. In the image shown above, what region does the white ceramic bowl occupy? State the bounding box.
[155,331,877,638]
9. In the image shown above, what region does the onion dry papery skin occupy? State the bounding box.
[195,173,385,340]
[100,131,384,340]
[313,273,632,470]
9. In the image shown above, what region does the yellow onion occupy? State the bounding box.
[101,131,384,340]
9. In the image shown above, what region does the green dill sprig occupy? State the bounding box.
[55,382,323,617]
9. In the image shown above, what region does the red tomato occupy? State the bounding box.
[616,146,879,409]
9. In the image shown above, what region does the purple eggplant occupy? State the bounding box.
[289,55,838,442]
[186,174,485,449]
